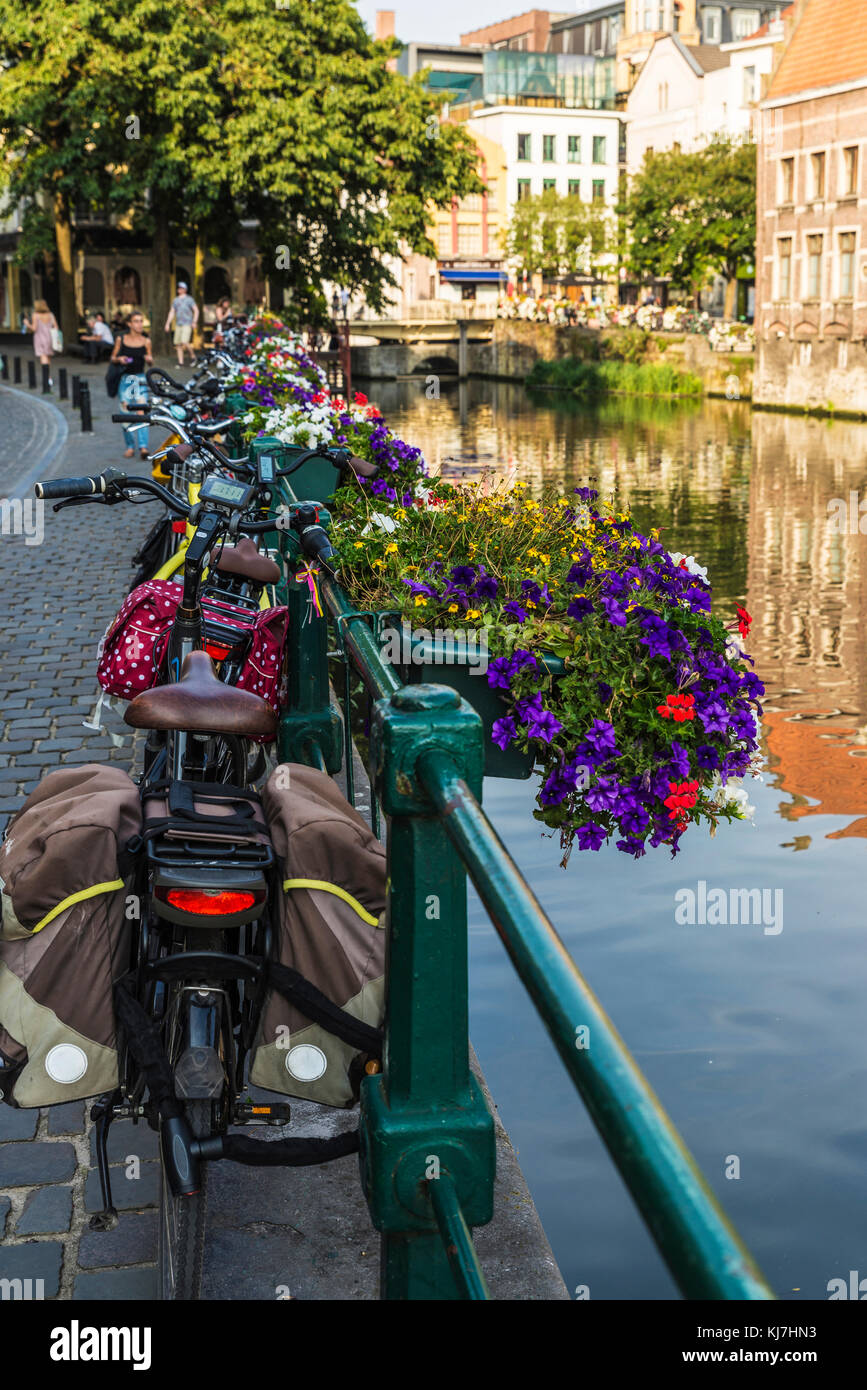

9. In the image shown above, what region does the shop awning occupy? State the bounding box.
[439,269,507,283]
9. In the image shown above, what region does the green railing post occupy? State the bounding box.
[359,684,496,1299]
[254,436,343,772]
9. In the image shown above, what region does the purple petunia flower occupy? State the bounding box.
[503,601,528,624]
[577,821,607,851]
[491,716,517,751]
[450,564,476,585]
[526,708,564,744]
[487,658,512,691]
[474,573,499,600]
[696,743,720,770]
[601,596,628,627]
[567,596,594,622]
[698,701,729,735]
[578,718,619,761]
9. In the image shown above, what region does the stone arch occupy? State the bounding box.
[113,265,141,306]
[411,352,459,376]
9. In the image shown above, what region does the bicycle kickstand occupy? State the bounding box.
[88,1088,123,1231]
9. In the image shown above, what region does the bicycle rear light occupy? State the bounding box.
[156,886,265,916]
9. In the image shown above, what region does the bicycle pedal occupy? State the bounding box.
[234,1101,291,1126]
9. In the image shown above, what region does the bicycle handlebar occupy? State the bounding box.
[36,475,106,500]
[111,413,149,424]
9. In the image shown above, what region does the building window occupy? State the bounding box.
[568,179,581,197]
[839,232,855,298]
[742,65,757,104]
[672,141,681,155]
[780,157,794,204]
[703,6,722,42]
[732,8,758,40]
[658,82,669,112]
[642,3,660,31]
[592,179,606,202]
[568,135,582,163]
[437,224,452,256]
[517,133,531,162]
[806,234,823,299]
[457,223,480,254]
[777,237,792,300]
[592,135,607,164]
[517,179,532,201]
[543,134,556,162]
[843,146,859,197]
[811,151,825,200]
[543,179,557,193]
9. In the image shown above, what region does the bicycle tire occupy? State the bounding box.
[158,1098,210,1301]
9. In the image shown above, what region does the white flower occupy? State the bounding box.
[668,551,709,584]
[361,512,398,536]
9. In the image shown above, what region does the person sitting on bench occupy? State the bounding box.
[80,312,114,362]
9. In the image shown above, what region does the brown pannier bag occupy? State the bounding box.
[0,765,141,1107]
[251,764,386,1108]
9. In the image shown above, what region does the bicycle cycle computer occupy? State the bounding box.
[257,454,275,484]
[198,474,257,512]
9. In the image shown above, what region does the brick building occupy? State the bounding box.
[460,10,563,54]
[755,0,867,412]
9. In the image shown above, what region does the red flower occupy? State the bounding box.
[664,779,699,821]
[656,693,695,722]
[736,606,752,639]
[353,391,368,406]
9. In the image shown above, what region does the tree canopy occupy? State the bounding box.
[0,0,482,336]
[504,188,613,280]
[623,138,756,306]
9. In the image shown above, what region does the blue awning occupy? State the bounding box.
[439,269,507,283]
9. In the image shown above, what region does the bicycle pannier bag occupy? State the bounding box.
[251,764,386,1107]
[95,579,288,731]
[0,765,141,1107]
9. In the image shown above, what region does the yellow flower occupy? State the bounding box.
[466,609,480,620]
[373,559,385,570]
[414,595,428,607]
[354,541,364,549]
[385,543,398,554]
[539,553,550,565]
[448,603,459,614]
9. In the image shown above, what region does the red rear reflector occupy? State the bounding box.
[172,520,187,533]
[206,642,231,661]
[164,888,257,915]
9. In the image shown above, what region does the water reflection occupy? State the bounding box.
[359,375,867,1297]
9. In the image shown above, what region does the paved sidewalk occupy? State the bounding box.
[0,361,569,1301]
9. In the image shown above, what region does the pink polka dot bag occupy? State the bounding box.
[96,580,288,738]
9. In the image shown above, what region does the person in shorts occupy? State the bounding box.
[164,282,199,367]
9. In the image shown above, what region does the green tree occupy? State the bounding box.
[623,138,756,313]
[504,188,612,279]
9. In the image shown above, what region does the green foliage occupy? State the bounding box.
[622,138,756,298]
[526,356,704,398]
[504,188,613,278]
[600,327,653,363]
[0,0,482,320]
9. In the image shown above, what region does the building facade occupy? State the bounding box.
[616,1,788,92]
[755,0,867,412]
[460,10,562,54]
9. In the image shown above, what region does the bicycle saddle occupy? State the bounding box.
[214,537,281,585]
[124,650,277,739]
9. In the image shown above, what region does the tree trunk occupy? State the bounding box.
[151,201,173,357]
[723,273,738,321]
[53,189,78,342]
[193,232,205,350]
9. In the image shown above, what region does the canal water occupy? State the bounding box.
[364,376,867,1301]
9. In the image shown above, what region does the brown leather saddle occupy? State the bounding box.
[125,650,277,739]
[213,536,280,586]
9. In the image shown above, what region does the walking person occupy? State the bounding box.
[23,299,59,378]
[110,311,153,460]
[164,281,199,368]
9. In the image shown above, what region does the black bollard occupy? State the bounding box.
[1,354,8,381]
[71,374,80,408]
[79,380,93,433]
[14,356,21,384]
[59,367,68,400]
[27,360,37,389]
[41,362,51,394]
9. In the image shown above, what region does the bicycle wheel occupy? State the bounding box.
[158,1098,210,1301]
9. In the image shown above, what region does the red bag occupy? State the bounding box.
[96,580,288,723]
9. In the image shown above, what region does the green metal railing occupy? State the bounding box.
[261,438,775,1302]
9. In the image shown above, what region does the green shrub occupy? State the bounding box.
[526,356,703,397]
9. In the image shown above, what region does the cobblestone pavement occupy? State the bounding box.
[0,360,568,1302]
[0,359,178,1298]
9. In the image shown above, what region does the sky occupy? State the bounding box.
[354,0,591,48]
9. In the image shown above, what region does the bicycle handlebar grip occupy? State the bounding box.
[111,412,149,423]
[35,475,104,500]
[299,524,337,571]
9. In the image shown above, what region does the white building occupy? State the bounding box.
[467,106,622,214]
[625,16,789,174]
